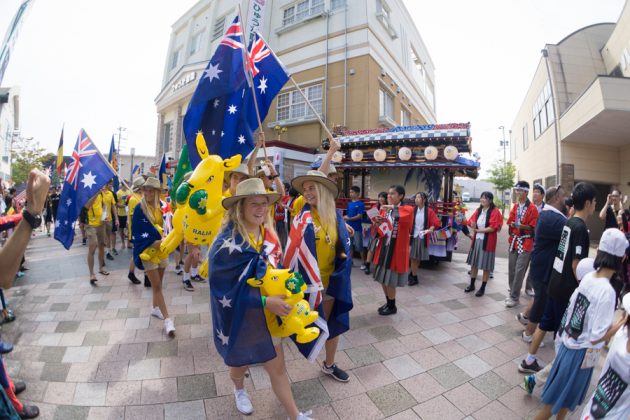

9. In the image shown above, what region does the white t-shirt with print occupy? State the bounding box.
[475,208,488,240]
[558,272,616,350]
[581,327,630,419]
[413,208,425,238]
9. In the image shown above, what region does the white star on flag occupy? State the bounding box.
[141,232,149,238]
[218,296,232,308]
[219,238,242,254]
[258,76,268,94]
[81,171,97,189]
[238,135,246,144]
[227,104,237,114]
[64,220,68,225]
[212,130,216,135]
[66,198,72,206]
[217,329,229,345]
[213,98,220,108]
[203,63,222,82]
[221,131,224,137]
[55,220,60,228]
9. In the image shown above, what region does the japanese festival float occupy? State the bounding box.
[331,122,480,262]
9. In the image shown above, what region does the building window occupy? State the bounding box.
[331,0,346,10]
[170,49,180,70]
[379,88,394,121]
[401,108,411,126]
[532,80,554,139]
[522,124,529,150]
[276,84,323,121]
[282,0,324,27]
[376,0,397,38]
[162,122,172,153]
[190,31,203,55]
[212,15,226,41]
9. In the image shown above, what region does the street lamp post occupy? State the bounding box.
[129,147,135,182]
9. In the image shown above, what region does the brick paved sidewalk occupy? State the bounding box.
[1,233,598,419]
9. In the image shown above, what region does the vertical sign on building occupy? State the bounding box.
[245,0,269,45]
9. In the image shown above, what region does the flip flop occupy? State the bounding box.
[90,276,98,285]
[98,269,110,276]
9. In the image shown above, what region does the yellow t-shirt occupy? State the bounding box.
[311,208,337,289]
[116,189,128,217]
[291,195,305,217]
[101,190,116,222]
[247,226,265,252]
[87,194,104,227]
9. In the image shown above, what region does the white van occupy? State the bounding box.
[461,192,471,202]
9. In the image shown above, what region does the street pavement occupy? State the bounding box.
[1,231,601,419]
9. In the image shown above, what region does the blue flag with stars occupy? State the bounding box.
[183,19,289,167]
[54,129,116,250]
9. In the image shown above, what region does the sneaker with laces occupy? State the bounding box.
[191,274,205,283]
[183,280,194,291]
[295,411,314,420]
[518,358,542,373]
[234,388,253,415]
[151,306,164,320]
[164,318,176,337]
[322,362,349,382]
[360,264,366,270]
[504,298,519,308]
[516,312,528,325]
[106,252,114,261]
[524,374,536,395]
[175,265,183,275]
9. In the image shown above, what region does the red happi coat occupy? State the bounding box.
[469,207,503,252]
[373,204,414,274]
[411,205,442,247]
[507,199,539,252]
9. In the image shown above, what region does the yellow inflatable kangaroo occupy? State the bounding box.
[160,132,241,257]
[247,266,320,344]
[140,224,168,263]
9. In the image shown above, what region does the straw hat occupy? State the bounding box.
[222,178,281,210]
[142,176,161,190]
[291,170,338,196]
[226,163,251,181]
[131,177,145,192]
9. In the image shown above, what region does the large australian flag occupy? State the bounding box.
[183,16,289,167]
[54,129,116,249]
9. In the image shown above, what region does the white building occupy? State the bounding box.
[155,0,436,184]
[0,87,19,181]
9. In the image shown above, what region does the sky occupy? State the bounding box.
[0,0,627,170]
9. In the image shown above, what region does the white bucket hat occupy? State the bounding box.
[222,178,281,210]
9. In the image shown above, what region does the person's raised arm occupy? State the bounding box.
[599,194,611,220]
[318,137,340,176]
[247,132,264,176]
[0,169,50,289]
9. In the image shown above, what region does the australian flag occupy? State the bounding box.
[131,205,162,271]
[54,129,116,250]
[284,204,354,361]
[183,16,289,167]
[207,223,281,367]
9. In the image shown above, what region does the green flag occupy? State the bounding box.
[170,144,191,203]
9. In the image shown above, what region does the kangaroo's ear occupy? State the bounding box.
[223,154,242,170]
[196,132,209,160]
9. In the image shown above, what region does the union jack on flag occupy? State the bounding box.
[220,17,245,50]
[66,129,97,190]
[246,33,272,77]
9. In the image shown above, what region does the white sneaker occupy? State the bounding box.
[360,264,366,270]
[515,312,528,325]
[504,298,519,308]
[294,411,314,420]
[164,318,176,337]
[151,306,164,320]
[175,265,183,275]
[234,388,253,415]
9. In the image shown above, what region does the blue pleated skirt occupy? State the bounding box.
[541,343,594,414]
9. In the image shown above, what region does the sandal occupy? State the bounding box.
[98,269,110,276]
[90,276,98,285]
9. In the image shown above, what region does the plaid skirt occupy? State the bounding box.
[466,240,495,272]
[410,236,430,261]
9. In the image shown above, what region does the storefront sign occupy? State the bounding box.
[245,0,268,45]
[171,72,196,93]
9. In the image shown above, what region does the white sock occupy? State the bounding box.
[191,267,198,277]
[183,272,190,281]
[526,353,536,364]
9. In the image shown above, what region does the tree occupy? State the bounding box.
[10,136,48,185]
[487,160,516,215]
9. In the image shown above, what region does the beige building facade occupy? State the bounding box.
[511,1,630,238]
[155,0,436,182]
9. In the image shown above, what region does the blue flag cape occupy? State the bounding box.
[293,206,353,359]
[131,203,161,270]
[207,223,277,367]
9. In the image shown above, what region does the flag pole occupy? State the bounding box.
[288,76,336,146]
[93,142,132,192]
[236,5,268,161]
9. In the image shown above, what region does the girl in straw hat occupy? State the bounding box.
[289,170,353,383]
[131,176,175,336]
[208,178,312,420]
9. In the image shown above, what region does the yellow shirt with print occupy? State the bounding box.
[87,193,104,227]
[291,195,305,217]
[311,208,337,289]
[116,189,128,217]
[127,194,141,240]
[101,190,116,222]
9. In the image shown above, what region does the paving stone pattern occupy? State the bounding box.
[2,234,602,419]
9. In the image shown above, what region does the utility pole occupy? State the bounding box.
[116,126,126,180]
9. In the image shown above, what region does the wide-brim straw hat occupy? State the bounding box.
[131,176,145,191]
[222,178,281,210]
[142,176,161,190]
[291,170,338,196]
[226,163,251,180]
